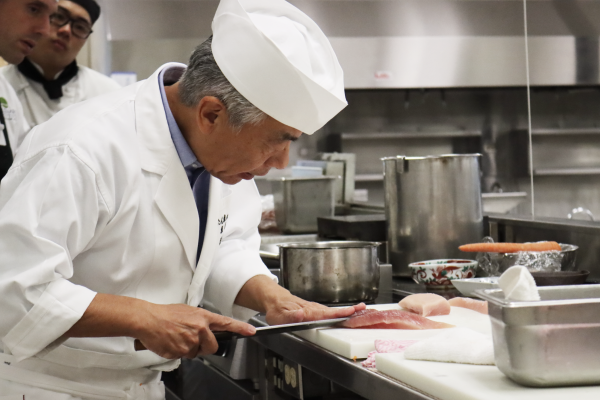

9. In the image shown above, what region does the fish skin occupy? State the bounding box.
[399,293,451,317]
[338,309,454,330]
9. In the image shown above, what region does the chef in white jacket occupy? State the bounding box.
[0,0,362,398]
[1,0,122,128]
[0,0,57,180]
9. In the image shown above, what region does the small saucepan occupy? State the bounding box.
[279,241,380,304]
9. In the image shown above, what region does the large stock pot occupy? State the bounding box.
[382,154,483,277]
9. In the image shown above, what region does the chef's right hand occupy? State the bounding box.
[135,303,256,359]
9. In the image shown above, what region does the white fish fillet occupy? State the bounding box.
[399,293,451,317]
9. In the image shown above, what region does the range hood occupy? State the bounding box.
[103,0,600,88]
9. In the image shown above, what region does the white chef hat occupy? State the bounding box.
[212,0,347,134]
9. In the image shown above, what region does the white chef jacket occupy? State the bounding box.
[0,73,29,156]
[1,63,122,128]
[0,63,275,394]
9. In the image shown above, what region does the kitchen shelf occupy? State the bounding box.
[355,173,384,182]
[341,130,481,140]
[534,167,600,176]
[531,128,600,136]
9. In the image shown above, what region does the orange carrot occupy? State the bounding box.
[458,241,561,253]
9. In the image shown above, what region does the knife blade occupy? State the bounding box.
[213,316,350,341]
[134,317,349,351]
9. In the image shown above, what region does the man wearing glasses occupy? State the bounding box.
[0,0,56,182]
[1,0,120,128]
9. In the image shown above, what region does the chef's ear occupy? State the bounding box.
[196,96,227,134]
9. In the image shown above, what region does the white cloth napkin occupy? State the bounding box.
[403,328,495,365]
[498,265,540,301]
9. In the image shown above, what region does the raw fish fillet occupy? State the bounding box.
[448,297,488,314]
[399,293,451,317]
[338,309,454,330]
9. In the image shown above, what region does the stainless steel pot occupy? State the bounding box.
[382,154,483,277]
[279,241,380,304]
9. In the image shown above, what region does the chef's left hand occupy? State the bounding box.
[264,293,366,325]
[235,275,366,325]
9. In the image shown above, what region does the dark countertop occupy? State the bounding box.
[392,278,462,301]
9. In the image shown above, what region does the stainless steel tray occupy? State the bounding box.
[477,285,600,387]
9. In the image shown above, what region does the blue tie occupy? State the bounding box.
[190,168,211,264]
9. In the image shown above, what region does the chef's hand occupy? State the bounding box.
[65,294,256,360]
[234,275,366,325]
[135,303,256,359]
[264,294,366,326]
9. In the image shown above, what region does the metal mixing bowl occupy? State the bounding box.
[279,241,380,304]
[477,243,579,276]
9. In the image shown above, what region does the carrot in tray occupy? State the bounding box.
[458,241,561,253]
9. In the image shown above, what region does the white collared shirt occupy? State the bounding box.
[1,63,121,128]
[0,73,29,155]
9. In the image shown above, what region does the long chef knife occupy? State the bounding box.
[213,316,350,340]
[134,317,349,351]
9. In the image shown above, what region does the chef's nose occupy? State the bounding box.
[266,146,290,170]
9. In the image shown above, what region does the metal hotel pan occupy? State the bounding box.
[270,176,336,234]
[477,285,600,387]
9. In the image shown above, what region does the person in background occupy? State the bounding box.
[0,0,56,180]
[1,0,121,128]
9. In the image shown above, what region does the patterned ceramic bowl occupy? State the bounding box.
[409,259,478,288]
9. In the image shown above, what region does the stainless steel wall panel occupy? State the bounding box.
[290,0,526,37]
[111,38,202,79]
[330,36,527,89]
[104,0,216,41]
[105,0,600,88]
[532,135,600,170]
[343,137,453,174]
[532,176,600,220]
[331,36,586,89]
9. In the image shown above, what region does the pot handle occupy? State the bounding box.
[259,250,280,260]
[395,156,407,174]
[568,207,595,222]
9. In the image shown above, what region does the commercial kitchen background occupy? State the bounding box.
[5,0,600,220]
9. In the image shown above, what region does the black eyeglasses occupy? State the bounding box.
[49,7,93,39]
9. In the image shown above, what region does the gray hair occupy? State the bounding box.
[179,36,266,131]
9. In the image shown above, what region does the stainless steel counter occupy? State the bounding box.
[245,279,443,400]
[190,278,438,400]
[250,319,434,400]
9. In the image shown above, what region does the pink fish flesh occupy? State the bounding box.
[448,297,488,314]
[375,339,418,353]
[338,309,454,330]
[399,293,451,317]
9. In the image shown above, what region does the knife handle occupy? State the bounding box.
[213,331,237,341]
[133,333,236,352]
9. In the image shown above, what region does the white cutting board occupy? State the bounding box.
[294,304,491,359]
[376,353,600,400]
